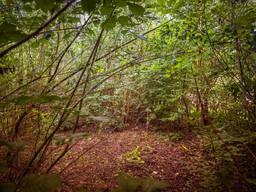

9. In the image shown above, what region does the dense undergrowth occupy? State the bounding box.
[0,0,256,191]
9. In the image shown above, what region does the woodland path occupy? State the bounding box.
[49,129,207,192]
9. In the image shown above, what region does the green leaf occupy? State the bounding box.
[22,174,61,192]
[118,16,130,26]
[128,3,145,16]
[111,172,141,192]
[0,22,26,46]
[35,0,56,12]
[66,16,81,23]
[111,172,169,192]
[81,0,100,13]
[9,96,34,105]
[101,17,117,31]
[141,177,169,192]
[116,0,127,7]
[0,183,15,192]
[125,146,144,164]
[157,0,165,6]
[100,4,113,15]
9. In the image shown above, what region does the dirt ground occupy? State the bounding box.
[49,129,207,192]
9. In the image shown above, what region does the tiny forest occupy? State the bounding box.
[0,0,256,192]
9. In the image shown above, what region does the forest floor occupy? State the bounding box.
[49,127,209,192]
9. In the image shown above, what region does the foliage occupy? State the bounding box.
[0,140,26,151]
[22,174,61,192]
[111,172,169,192]
[0,0,256,191]
[7,95,65,105]
[124,146,144,164]
[0,174,61,192]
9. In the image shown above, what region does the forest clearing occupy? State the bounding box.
[0,0,256,191]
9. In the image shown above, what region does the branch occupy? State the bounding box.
[0,0,77,58]
[95,20,171,62]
